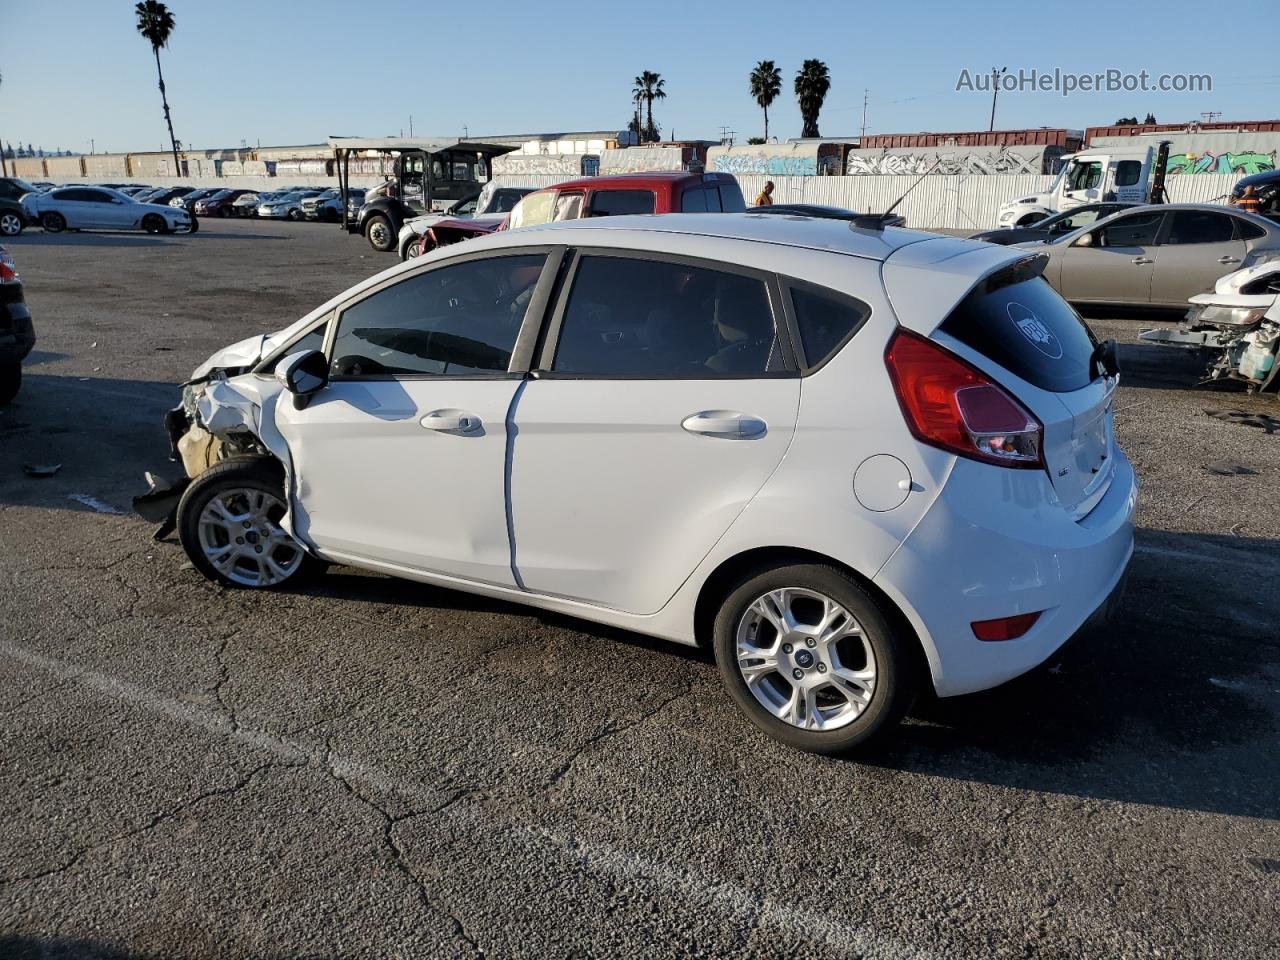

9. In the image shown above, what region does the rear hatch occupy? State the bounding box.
[936,268,1116,519]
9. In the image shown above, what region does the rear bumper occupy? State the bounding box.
[874,452,1137,697]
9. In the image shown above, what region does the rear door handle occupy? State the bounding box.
[1131,257,1153,265]
[1217,256,1241,264]
[420,410,482,433]
[681,411,767,439]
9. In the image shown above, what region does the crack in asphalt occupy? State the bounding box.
[0,759,300,887]
[321,736,485,959]
[210,628,244,734]
[544,680,697,792]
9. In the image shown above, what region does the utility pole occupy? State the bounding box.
[860,89,869,139]
[719,125,736,147]
[989,66,1007,131]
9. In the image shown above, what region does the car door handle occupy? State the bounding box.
[420,410,482,433]
[1217,256,1241,264]
[1131,257,1153,265]
[681,411,767,439]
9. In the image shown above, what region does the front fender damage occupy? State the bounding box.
[133,375,312,549]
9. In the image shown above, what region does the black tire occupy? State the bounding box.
[365,214,395,252]
[0,211,23,237]
[0,361,20,406]
[142,214,169,234]
[186,215,199,234]
[41,211,66,233]
[217,206,232,218]
[400,236,419,261]
[177,457,323,590]
[287,208,302,222]
[712,563,918,754]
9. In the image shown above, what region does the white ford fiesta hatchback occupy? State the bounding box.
[161,214,1135,752]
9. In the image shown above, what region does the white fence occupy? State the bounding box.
[497,171,1248,231]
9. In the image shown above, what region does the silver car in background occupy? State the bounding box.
[1030,203,1280,309]
[21,186,196,234]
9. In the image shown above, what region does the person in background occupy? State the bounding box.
[754,181,775,207]
[1231,184,1261,214]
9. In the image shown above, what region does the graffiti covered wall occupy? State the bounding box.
[1165,151,1275,175]
[844,145,1059,176]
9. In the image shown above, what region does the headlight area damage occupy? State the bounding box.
[133,361,306,546]
[1139,263,1280,393]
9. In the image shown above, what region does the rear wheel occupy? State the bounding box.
[142,214,168,234]
[177,457,323,590]
[0,361,20,405]
[0,211,23,237]
[365,215,394,252]
[41,211,66,233]
[713,563,918,753]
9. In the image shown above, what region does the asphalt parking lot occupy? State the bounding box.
[1,218,1277,959]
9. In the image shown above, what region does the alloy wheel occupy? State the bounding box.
[196,487,304,587]
[0,212,21,236]
[734,587,877,731]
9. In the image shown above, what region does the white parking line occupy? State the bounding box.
[0,640,930,958]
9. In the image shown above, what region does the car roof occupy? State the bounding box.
[503,211,994,264]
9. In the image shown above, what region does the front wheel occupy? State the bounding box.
[365,215,394,252]
[41,211,66,233]
[0,361,20,405]
[185,215,199,234]
[713,564,918,753]
[400,236,420,261]
[0,211,23,237]
[287,208,302,222]
[142,214,169,234]
[177,457,322,590]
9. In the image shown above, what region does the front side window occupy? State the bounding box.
[1067,161,1103,191]
[587,190,655,217]
[1098,211,1164,247]
[551,256,781,377]
[329,253,547,377]
[553,193,583,221]
[1113,161,1142,187]
[508,191,555,229]
[1164,211,1235,244]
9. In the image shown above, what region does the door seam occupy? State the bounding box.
[504,378,529,590]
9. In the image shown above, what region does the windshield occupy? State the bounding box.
[10,179,39,195]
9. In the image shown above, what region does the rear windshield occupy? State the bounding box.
[939,277,1097,393]
[716,180,747,213]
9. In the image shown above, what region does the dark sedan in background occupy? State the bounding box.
[970,202,1137,245]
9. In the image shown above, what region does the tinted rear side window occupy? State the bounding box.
[789,285,869,368]
[939,277,1097,393]
[588,190,655,216]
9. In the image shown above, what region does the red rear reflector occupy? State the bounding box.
[971,611,1042,641]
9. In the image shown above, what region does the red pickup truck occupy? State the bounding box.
[413,171,745,256]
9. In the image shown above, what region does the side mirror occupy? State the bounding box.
[275,349,328,409]
[1074,232,1095,248]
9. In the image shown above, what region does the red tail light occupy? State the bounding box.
[0,249,19,285]
[884,328,1043,469]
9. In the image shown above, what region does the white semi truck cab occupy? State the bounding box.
[996,145,1160,227]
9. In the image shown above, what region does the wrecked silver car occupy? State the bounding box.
[1139,262,1280,393]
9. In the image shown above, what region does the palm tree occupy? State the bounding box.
[794,59,831,139]
[631,71,666,143]
[748,61,782,143]
[135,1,181,176]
